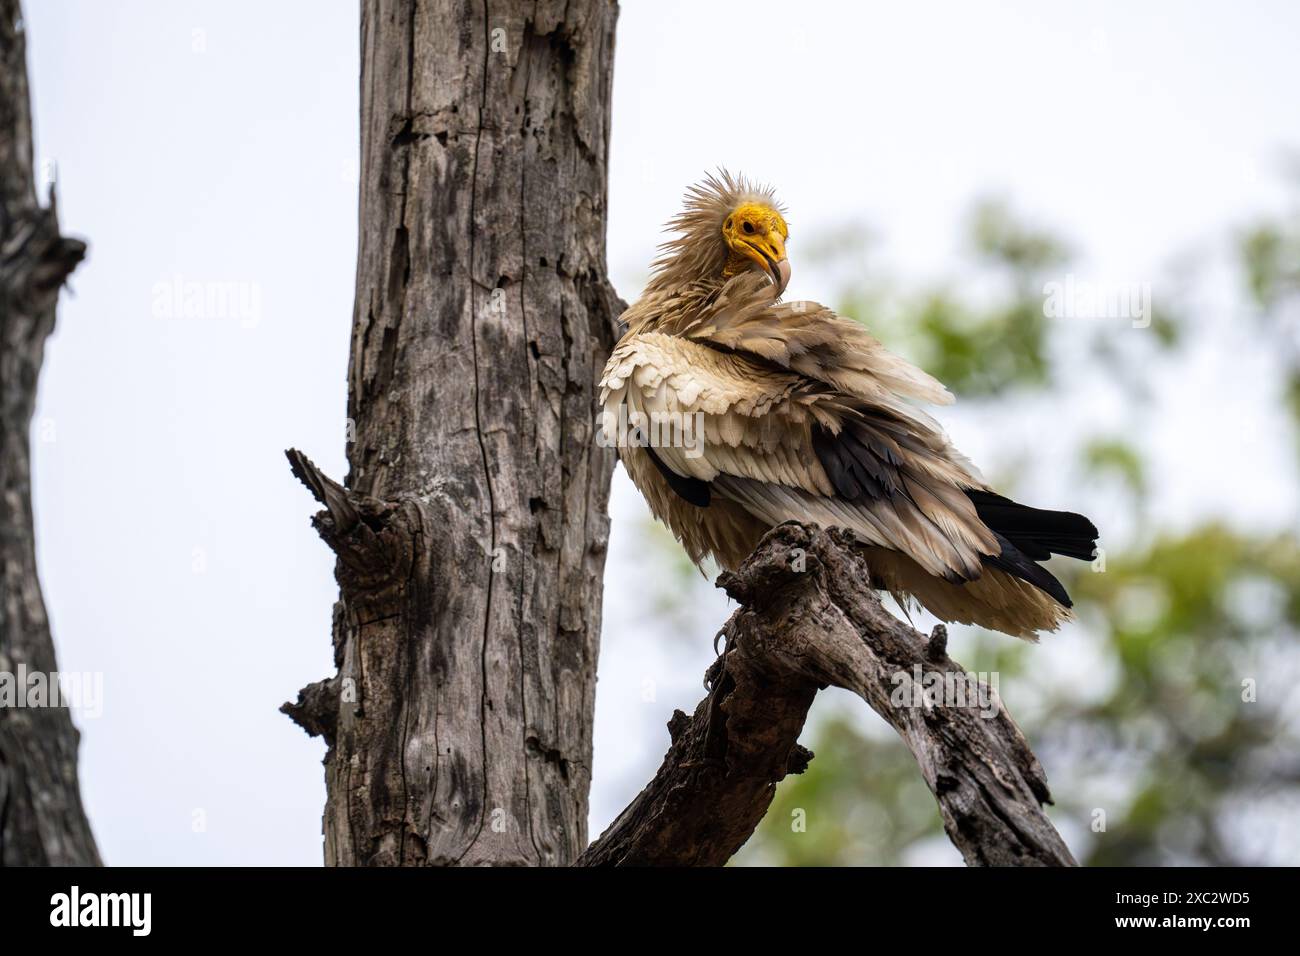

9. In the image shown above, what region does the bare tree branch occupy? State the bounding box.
[579,522,1076,867]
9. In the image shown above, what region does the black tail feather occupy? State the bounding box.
[967,490,1098,607]
[966,490,1098,562]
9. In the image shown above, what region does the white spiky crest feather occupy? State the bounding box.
[645,170,786,291]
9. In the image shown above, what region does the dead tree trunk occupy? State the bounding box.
[284,0,622,866]
[0,0,99,866]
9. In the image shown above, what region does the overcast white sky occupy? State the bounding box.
[22,0,1300,864]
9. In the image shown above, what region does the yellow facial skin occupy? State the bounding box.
[721,201,790,294]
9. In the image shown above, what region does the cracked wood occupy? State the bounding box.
[580,523,1076,867]
[285,0,623,866]
[0,0,100,866]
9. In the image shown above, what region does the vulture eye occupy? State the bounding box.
[742,220,755,234]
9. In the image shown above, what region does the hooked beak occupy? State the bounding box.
[747,232,790,296]
[771,257,791,296]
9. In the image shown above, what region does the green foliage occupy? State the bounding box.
[808,199,1066,398]
[968,198,1071,274]
[735,707,948,866]
[917,293,1051,396]
[1241,223,1300,310]
[1239,201,1300,440]
[1287,370,1300,432]
[1059,526,1300,864]
[1082,437,1147,502]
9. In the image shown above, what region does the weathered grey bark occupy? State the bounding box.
[0,0,99,866]
[284,0,623,866]
[580,523,1076,867]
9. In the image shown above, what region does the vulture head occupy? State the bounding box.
[649,170,791,296]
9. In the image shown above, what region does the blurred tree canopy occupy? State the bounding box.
[682,194,1300,865]
[1241,185,1300,437]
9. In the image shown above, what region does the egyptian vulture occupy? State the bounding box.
[599,172,1099,640]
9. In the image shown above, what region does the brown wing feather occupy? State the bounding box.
[600,321,997,583]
